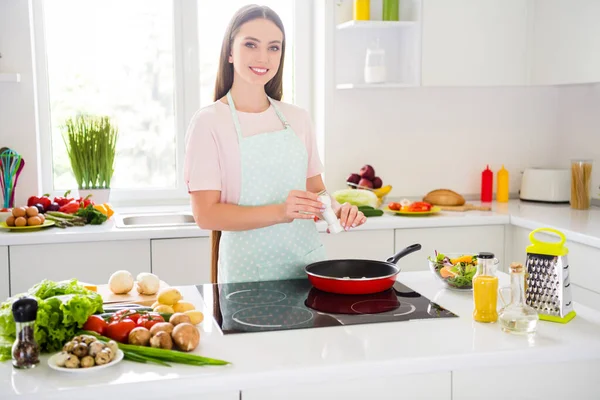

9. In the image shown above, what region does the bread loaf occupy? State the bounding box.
[423,189,465,206]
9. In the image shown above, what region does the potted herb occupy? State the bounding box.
[62,115,118,203]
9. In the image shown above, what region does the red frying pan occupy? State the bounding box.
[304,244,422,295]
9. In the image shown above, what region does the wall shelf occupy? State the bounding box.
[336,83,418,89]
[336,20,418,30]
[0,73,21,83]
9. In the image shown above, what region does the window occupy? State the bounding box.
[34,0,311,204]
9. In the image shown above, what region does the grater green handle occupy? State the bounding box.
[527,228,568,256]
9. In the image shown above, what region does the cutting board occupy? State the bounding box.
[438,203,492,212]
[96,281,170,306]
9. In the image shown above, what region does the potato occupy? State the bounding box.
[157,288,182,306]
[26,206,39,217]
[153,304,174,314]
[28,216,42,226]
[184,310,204,325]
[151,301,160,309]
[15,217,27,227]
[173,301,195,313]
[12,207,26,218]
[5,216,15,226]
[169,313,191,326]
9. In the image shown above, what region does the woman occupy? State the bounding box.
[184,4,366,284]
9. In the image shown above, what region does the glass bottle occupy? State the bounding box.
[473,252,498,323]
[499,262,539,335]
[11,297,40,369]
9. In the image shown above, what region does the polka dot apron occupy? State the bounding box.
[218,92,326,283]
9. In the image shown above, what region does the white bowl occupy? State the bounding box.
[48,349,124,373]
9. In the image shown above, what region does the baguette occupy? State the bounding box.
[423,189,466,206]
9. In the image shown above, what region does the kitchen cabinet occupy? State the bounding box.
[242,371,451,400]
[9,240,150,295]
[320,230,395,261]
[394,225,505,272]
[167,392,239,400]
[452,359,600,399]
[531,0,600,85]
[0,246,8,301]
[508,225,600,297]
[151,237,211,285]
[421,0,530,86]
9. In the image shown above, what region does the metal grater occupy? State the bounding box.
[525,228,576,323]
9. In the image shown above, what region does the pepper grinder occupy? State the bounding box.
[12,297,40,369]
[318,190,344,234]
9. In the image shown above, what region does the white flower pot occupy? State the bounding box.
[78,188,111,204]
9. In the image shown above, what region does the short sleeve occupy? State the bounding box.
[183,114,221,192]
[303,110,324,178]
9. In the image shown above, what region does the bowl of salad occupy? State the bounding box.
[428,251,492,291]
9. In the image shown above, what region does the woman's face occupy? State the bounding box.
[229,18,283,87]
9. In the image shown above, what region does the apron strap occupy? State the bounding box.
[268,97,291,128]
[226,92,244,141]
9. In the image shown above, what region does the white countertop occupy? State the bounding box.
[2,271,600,399]
[1,200,599,249]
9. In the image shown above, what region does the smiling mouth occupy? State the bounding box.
[250,67,269,76]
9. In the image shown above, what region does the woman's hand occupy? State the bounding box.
[336,203,367,231]
[279,190,325,223]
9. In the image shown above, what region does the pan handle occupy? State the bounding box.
[386,244,422,265]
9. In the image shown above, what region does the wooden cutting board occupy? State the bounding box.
[438,203,492,212]
[96,280,170,306]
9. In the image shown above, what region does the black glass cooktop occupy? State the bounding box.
[196,279,458,335]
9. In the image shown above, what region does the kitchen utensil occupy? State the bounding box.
[423,189,465,206]
[436,204,491,212]
[524,228,576,323]
[0,220,55,231]
[520,168,570,203]
[383,206,441,216]
[0,148,24,208]
[96,280,170,305]
[48,349,124,373]
[318,190,343,234]
[304,243,421,295]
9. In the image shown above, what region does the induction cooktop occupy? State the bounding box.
[196,279,458,335]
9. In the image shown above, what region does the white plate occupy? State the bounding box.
[48,349,124,373]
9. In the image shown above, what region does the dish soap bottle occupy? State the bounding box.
[481,165,493,203]
[473,252,498,323]
[498,262,539,335]
[496,165,509,203]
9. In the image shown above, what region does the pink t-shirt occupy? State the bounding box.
[184,99,323,204]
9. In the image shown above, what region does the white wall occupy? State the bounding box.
[324,87,561,198]
[0,0,41,207]
[556,83,600,201]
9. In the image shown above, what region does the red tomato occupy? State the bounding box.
[82,315,108,335]
[388,202,401,211]
[110,309,140,324]
[137,313,164,330]
[407,202,432,212]
[105,319,136,343]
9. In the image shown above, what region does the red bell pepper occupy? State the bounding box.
[59,200,80,214]
[53,190,74,207]
[27,193,51,209]
[77,194,95,208]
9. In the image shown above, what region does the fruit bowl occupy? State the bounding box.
[428,252,492,291]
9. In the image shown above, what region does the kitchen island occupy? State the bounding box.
[1,271,599,400]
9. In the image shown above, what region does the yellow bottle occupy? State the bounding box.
[353,0,370,20]
[496,165,509,203]
[473,252,499,323]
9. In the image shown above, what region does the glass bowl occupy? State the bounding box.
[428,252,496,291]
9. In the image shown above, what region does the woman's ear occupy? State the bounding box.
[228,55,233,63]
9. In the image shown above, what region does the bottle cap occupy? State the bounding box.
[478,252,495,259]
[12,297,38,323]
[510,262,524,273]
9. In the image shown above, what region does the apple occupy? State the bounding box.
[359,165,375,181]
[358,178,373,189]
[346,173,361,185]
[372,177,383,189]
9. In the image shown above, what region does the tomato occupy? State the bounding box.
[105,319,136,343]
[137,313,165,330]
[388,202,401,211]
[82,315,108,335]
[110,309,140,324]
[407,202,432,212]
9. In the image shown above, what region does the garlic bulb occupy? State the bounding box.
[108,270,134,294]
[136,272,160,295]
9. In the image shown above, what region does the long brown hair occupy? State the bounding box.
[210,5,287,283]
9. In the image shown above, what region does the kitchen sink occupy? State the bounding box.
[114,212,196,228]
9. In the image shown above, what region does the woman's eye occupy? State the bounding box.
[244,42,256,48]
[269,46,280,52]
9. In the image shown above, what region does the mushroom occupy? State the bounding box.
[128,327,151,346]
[80,355,95,368]
[150,331,173,350]
[106,341,119,360]
[171,323,200,352]
[63,341,77,353]
[95,348,112,365]
[55,351,70,367]
[169,313,191,326]
[88,341,105,357]
[79,335,97,345]
[64,354,80,368]
[149,322,174,336]
[72,342,88,358]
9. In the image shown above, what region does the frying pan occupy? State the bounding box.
[304,244,422,295]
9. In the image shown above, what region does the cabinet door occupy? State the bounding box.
[453,359,600,400]
[531,0,600,85]
[394,225,505,272]
[422,0,530,86]
[242,371,451,400]
[320,230,395,261]
[151,237,211,285]
[0,246,8,301]
[9,240,150,295]
[168,392,239,400]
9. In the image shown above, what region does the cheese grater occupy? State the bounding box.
[525,228,576,323]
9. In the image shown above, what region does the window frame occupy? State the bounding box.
[33,0,313,206]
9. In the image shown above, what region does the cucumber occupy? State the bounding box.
[357,205,375,211]
[362,209,383,217]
